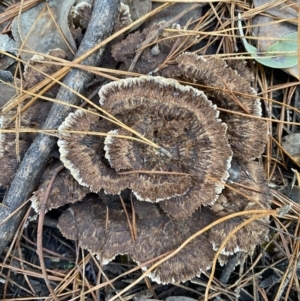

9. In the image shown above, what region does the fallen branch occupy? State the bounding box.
[0,0,120,256]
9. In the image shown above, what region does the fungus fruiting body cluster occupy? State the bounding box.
[0,9,273,285]
[58,76,232,219]
[54,52,270,283]
[0,26,270,284]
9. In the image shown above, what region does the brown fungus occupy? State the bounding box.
[100,76,232,206]
[55,36,270,280]
[111,22,183,74]
[58,76,232,218]
[0,100,52,187]
[55,58,271,283]
[30,162,89,212]
[58,198,216,284]
[174,53,268,161]
[226,59,254,82]
[209,161,271,255]
[0,49,67,187]
[112,41,267,160]
[57,110,133,195]
[69,1,92,30]
[0,82,27,187]
[23,49,67,90]
[113,2,132,32]
[0,138,29,187]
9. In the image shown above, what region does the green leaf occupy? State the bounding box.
[238,13,298,69]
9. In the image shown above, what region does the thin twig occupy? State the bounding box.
[37,164,64,301]
[119,195,136,241]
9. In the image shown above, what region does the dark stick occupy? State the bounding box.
[0,0,120,256]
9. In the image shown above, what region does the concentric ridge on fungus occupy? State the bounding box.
[58,75,232,218]
[174,52,268,161]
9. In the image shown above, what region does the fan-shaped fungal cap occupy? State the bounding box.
[112,2,132,33]
[0,138,30,187]
[24,49,66,89]
[103,126,193,203]
[111,22,184,74]
[30,162,89,212]
[111,23,166,74]
[58,198,216,284]
[0,49,61,185]
[0,81,52,187]
[100,76,232,206]
[69,1,92,30]
[0,82,25,187]
[57,109,133,195]
[175,52,268,161]
[58,76,232,218]
[209,161,271,255]
[227,59,254,82]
